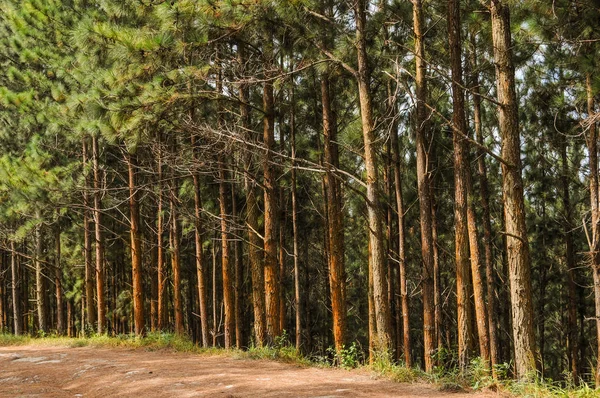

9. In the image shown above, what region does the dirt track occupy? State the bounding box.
[0,345,500,397]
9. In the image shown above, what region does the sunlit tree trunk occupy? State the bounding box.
[92,135,106,334]
[490,0,537,378]
[35,209,47,333]
[54,223,64,335]
[82,138,96,331]
[263,29,281,343]
[128,153,144,336]
[470,33,499,376]
[413,0,435,372]
[11,240,22,335]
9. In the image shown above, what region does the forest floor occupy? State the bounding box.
[0,343,504,398]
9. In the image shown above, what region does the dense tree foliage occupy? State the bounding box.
[0,0,599,383]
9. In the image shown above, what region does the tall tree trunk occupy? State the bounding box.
[232,186,243,349]
[263,29,280,344]
[586,72,600,387]
[391,97,411,368]
[82,138,96,331]
[239,43,266,347]
[291,75,302,350]
[54,223,64,335]
[192,145,209,346]
[170,175,184,336]
[413,0,435,372]
[354,0,392,358]
[322,72,346,354]
[35,209,47,333]
[470,33,500,376]
[157,135,167,331]
[92,135,106,334]
[128,153,144,336]
[448,0,490,368]
[562,135,579,379]
[219,158,234,348]
[11,240,22,335]
[490,0,537,378]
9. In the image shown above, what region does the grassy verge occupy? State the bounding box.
[1,334,599,396]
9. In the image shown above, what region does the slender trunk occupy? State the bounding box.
[490,0,537,378]
[322,73,346,354]
[0,251,4,331]
[157,136,167,331]
[82,138,96,330]
[354,0,392,358]
[212,240,218,347]
[219,158,234,348]
[413,0,435,372]
[170,176,184,336]
[55,223,64,335]
[449,0,490,367]
[128,153,144,336]
[11,241,22,335]
[35,209,47,333]
[239,43,266,347]
[391,101,411,367]
[232,187,243,349]
[291,88,302,350]
[263,29,280,343]
[585,72,600,387]
[470,33,499,376]
[92,136,106,334]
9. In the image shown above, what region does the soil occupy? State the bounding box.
[0,344,502,397]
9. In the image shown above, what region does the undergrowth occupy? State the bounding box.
[2,333,599,396]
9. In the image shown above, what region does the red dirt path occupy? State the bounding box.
[0,345,502,397]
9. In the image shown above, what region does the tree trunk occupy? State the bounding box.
[54,223,64,335]
[128,153,144,336]
[490,0,537,378]
[35,209,47,333]
[413,0,435,372]
[92,135,106,334]
[239,42,266,347]
[157,135,167,331]
[170,176,184,336]
[192,144,209,346]
[290,61,302,351]
[586,72,600,387]
[263,29,281,344]
[354,0,392,359]
[448,0,490,368]
[470,32,500,376]
[232,187,243,349]
[82,138,96,331]
[11,240,22,335]
[322,72,346,354]
[219,158,234,349]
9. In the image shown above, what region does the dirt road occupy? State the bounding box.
[0,345,499,397]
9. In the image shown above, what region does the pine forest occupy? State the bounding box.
[0,0,599,387]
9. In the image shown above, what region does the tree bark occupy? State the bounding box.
[170,175,184,336]
[92,135,106,334]
[470,33,499,376]
[157,135,167,332]
[448,0,490,368]
[322,72,346,354]
[11,240,22,335]
[219,157,234,349]
[82,138,96,331]
[54,223,64,335]
[413,0,435,372]
[128,153,144,336]
[490,0,537,378]
[263,29,281,344]
[585,72,600,386]
[35,209,47,333]
[354,0,392,358]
